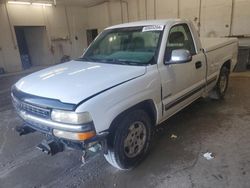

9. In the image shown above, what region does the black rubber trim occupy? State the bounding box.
[12,86,75,111]
[74,74,144,109]
[207,76,217,85]
[164,76,217,111]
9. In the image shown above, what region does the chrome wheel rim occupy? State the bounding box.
[124,121,147,158]
[219,74,227,93]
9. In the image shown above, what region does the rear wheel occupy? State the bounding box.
[104,110,152,170]
[210,66,229,99]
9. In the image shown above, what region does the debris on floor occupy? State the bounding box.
[170,134,178,139]
[203,152,215,160]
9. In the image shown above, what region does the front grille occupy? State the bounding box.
[12,95,51,119]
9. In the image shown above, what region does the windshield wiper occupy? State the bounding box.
[77,57,147,66]
[99,58,144,66]
[116,59,147,66]
[76,57,97,62]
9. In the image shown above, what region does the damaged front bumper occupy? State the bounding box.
[15,122,109,157]
[11,89,109,157]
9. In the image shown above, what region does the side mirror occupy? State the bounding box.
[166,49,192,64]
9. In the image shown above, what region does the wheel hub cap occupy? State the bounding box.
[124,121,147,158]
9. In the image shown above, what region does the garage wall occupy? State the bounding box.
[87,2,110,33]
[86,0,250,38]
[156,0,178,19]
[200,0,232,37]
[24,27,50,66]
[0,3,88,73]
[231,0,250,36]
[1,0,250,73]
[179,0,200,30]
[0,4,22,72]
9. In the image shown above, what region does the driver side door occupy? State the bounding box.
[159,24,206,118]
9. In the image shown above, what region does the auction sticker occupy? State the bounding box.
[142,25,164,32]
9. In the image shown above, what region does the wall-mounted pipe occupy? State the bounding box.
[177,0,180,18]
[153,0,156,19]
[4,3,17,49]
[120,0,124,23]
[121,0,129,22]
[198,0,202,36]
[42,6,52,47]
[136,0,140,20]
[229,0,235,36]
[107,2,112,25]
[64,6,72,45]
[145,0,147,20]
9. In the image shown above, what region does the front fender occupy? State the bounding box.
[75,65,162,133]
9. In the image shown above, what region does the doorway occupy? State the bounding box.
[14,26,49,70]
[0,47,5,74]
[86,29,98,46]
[15,26,31,69]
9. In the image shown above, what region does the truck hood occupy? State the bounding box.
[15,60,146,104]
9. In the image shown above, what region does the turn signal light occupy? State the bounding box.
[77,131,96,141]
[53,129,96,141]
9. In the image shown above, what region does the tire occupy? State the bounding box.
[104,109,152,170]
[210,66,230,100]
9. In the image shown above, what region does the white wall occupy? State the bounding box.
[87,2,110,32]
[231,0,250,36]
[200,0,232,37]
[0,3,87,73]
[179,0,200,30]
[1,0,250,73]
[86,0,250,38]
[24,27,51,66]
[0,4,22,72]
[156,0,178,19]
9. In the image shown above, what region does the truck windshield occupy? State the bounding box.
[80,26,163,65]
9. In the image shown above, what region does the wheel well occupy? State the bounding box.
[222,60,231,71]
[106,100,157,147]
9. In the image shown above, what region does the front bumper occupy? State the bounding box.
[11,90,93,135]
[11,88,109,156]
[17,109,93,133]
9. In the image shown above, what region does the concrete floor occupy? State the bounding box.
[0,70,250,188]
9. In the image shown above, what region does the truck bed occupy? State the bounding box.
[201,37,238,52]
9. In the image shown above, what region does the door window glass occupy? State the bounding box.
[165,24,196,61]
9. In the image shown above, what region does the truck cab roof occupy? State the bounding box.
[105,19,188,30]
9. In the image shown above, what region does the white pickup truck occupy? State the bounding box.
[12,19,238,170]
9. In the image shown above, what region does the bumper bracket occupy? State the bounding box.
[36,139,64,155]
[15,125,35,136]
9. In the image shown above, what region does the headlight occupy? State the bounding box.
[51,110,92,124]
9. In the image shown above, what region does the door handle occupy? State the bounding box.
[195,61,202,69]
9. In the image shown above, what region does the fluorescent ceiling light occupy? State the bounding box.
[32,2,52,6]
[8,1,31,5]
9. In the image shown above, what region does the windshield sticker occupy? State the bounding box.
[142,25,164,32]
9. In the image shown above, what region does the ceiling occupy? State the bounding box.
[0,0,120,7]
[55,0,108,6]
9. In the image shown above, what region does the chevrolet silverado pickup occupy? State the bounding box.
[12,19,238,170]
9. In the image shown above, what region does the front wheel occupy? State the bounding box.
[210,66,229,99]
[104,110,152,170]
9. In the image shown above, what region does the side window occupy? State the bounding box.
[165,24,196,61]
